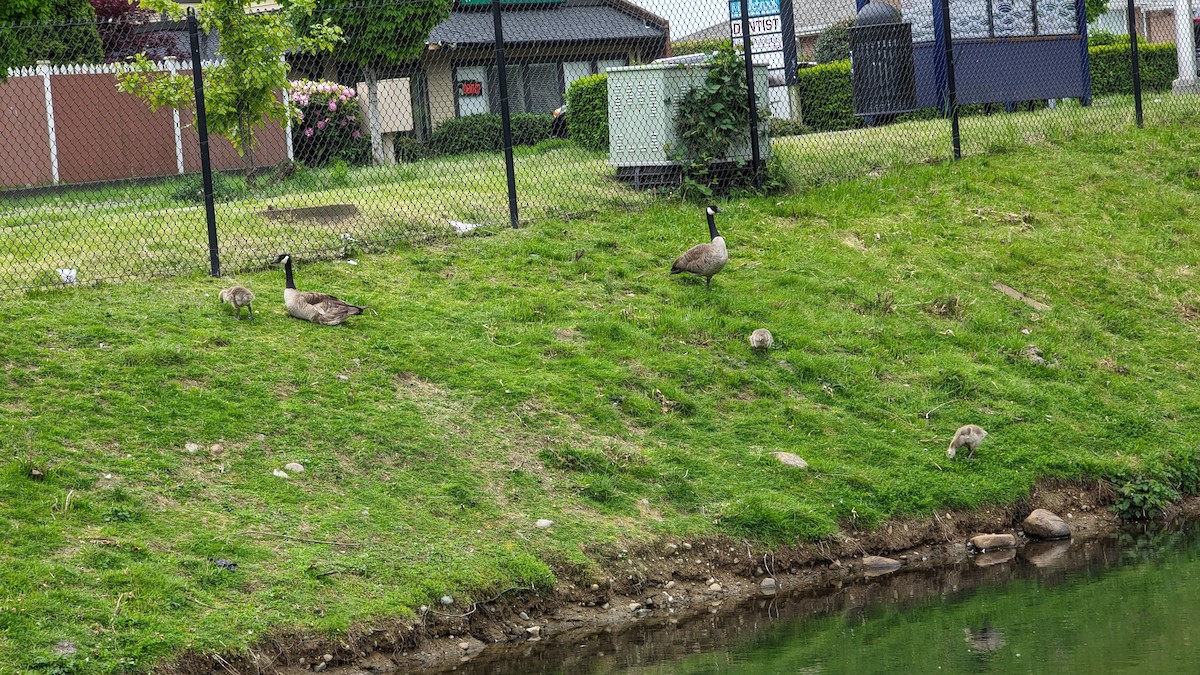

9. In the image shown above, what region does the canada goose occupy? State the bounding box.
[749,328,773,351]
[947,424,987,459]
[218,286,255,320]
[269,253,365,326]
[671,206,727,290]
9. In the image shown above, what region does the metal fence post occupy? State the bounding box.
[491,0,519,229]
[1126,0,1144,128]
[937,0,961,160]
[738,0,762,186]
[188,9,221,277]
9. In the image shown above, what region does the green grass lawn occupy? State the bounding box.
[2,106,1200,673]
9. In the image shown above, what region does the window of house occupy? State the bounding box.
[455,56,627,118]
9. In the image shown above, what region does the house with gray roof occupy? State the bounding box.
[675,0,859,57]
[420,0,669,129]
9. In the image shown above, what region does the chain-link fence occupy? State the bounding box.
[1,0,1196,292]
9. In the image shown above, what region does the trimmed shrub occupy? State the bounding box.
[511,112,553,147]
[426,112,553,156]
[1088,30,1120,47]
[1089,42,1177,95]
[795,60,860,132]
[814,18,852,64]
[290,80,370,167]
[769,116,810,137]
[671,38,734,57]
[428,114,503,155]
[566,73,609,152]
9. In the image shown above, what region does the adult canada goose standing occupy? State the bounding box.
[269,253,365,326]
[671,206,727,290]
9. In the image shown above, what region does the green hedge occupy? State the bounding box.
[427,113,553,156]
[795,43,1179,133]
[1089,42,1176,95]
[795,61,858,132]
[566,73,609,151]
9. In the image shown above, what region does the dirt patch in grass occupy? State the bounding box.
[162,480,1200,675]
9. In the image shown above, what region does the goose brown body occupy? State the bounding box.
[218,286,255,320]
[947,424,987,459]
[671,206,727,289]
[271,253,364,326]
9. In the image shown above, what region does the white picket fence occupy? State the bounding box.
[3,58,292,185]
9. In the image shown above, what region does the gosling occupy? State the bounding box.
[671,205,727,290]
[749,328,773,351]
[219,286,256,321]
[946,424,987,459]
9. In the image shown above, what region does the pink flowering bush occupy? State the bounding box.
[290,79,369,167]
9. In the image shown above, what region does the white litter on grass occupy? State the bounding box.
[449,220,480,235]
[346,260,358,265]
[57,268,77,284]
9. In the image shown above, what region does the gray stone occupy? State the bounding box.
[440,595,454,606]
[708,583,723,591]
[770,451,808,469]
[272,469,290,479]
[635,608,653,618]
[52,641,77,656]
[284,462,305,473]
[970,533,1017,551]
[519,611,530,621]
[760,578,778,595]
[1020,539,1072,567]
[458,642,470,650]
[861,556,902,577]
[185,442,200,453]
[1022,509,1071,540]
[663,543,679,555]
[628,602,642,611]
[974,548,1016,567]
[314,663,327,673]
[525,626,541,638]
[535,519,554,529]
[322,654,334,662]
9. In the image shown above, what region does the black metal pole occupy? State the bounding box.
[1126,0,1144,128]
[491,0,519,229]
[187,9,220,277]
[738,0,762,186]
[938,0,961,160]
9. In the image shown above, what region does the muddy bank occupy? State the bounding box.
[166,481,1200,674]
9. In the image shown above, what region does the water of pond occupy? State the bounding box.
[452,522,1200,674]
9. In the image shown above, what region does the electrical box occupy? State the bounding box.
[606,60,771,172]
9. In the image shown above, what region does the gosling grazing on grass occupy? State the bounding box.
[269,253,365,326]
[947,424,988,459]
[749,328,773,351]
[218,286,256,320]
[671,205,727,290]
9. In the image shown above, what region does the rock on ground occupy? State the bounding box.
[284,462,305,473]
[970,533,1017,551]
[1022,509,1071,539]
[770,452,808,469]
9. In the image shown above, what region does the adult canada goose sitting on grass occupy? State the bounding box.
[269,253,365,326]
[671,206,726,290]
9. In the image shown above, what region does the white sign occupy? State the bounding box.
[729,15,782,37]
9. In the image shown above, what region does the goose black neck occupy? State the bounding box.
[283,259,295,289]
[707,212,719,240]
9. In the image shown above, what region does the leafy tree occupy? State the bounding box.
[1085,0,1108,24]
[814,18,852,65]
[90,0,186,62]
[0,0,103,77]
[312,0,451,165]
[117,0,342,179]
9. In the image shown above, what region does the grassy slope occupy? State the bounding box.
[3,121,1200,672]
